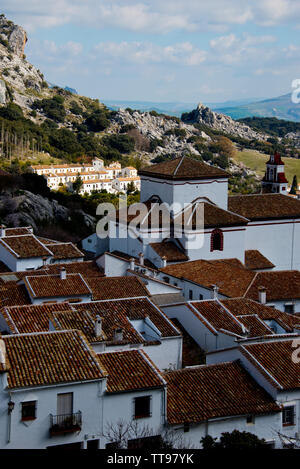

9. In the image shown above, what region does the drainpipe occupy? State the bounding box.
[7,397,15,444]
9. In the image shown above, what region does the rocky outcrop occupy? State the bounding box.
[182,103,268,140]
[285,131,300,147]
[0,79,6,104]
[0,190,96,232]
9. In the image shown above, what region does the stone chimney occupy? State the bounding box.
[258,286,267,304]
[94,315,102,337]
[60,267,66,280]
[161,256,167,268]
[139,252,144,266]
[211,284,219,300]
[0,225,5,237]
[130,258,135,271]
[114,327,123,342]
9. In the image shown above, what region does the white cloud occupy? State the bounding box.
[93,41,206,66]
[3,0,300,33]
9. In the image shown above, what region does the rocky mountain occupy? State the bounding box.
[0,190,96,235]
[182,103,268,140]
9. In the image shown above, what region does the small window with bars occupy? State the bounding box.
[282,406,295,426]
[21,401,37,421]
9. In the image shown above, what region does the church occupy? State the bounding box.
[85,154,300,272]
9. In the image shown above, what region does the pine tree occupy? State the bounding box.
[290,175,298,195]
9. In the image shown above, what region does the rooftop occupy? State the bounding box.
[164,361,281,424]
[97,350,164,393]
[240,339,300,390]
[150,241,189,262]
[24,273,92,299]
[228,194,300,221]
[44,242,84,260]
[245,270,300,302]
[245,250,275,271]
[139,156,230,181]
[84,275,150,301]
[3,330,105,389]
[0,235,52,259]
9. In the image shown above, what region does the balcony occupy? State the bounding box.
[49,411,82,436]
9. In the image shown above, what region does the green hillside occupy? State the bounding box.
[233,149,300,184]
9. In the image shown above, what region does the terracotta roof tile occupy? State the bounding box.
[245,270,300,302]
[164,361,281,424]
[161,259,255,298]
[139,156,229,180]
[228,194,300,221]
[44,242,84,260]
[24,273,92,299]
[0,235,52,258]
[3,330,105,389]
[4,227,32,236]
[97,350,164,393]
[150,241,188,262]
[240,339,300,390]
[84,276,150,301]
[245,250,275,270]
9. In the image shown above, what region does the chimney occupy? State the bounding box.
[139,252,144,266]
[60,267,66,280]
[0,337,7,368]
[258,286,267,304]
[211,284,219,300]
[94,315,102,337]
[0,225,5,237]
[28,226,34,233]
[161,256,167,268]
[130,258,135,271]
[114,327,123,342]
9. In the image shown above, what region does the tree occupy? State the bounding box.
[201,430,271,449]
[73,175,83,194]
[290,175,298,195]
[126,181,136,195]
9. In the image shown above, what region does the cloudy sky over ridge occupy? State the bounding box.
[2,0,300,103]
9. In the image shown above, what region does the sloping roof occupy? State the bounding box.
[228,194,300,221]
[4,227,32,236]
[245,270,300,302]
[161,259,255,298]
[97,350,164,393]
[0,303,73,334]
[75,297,180,339]
[39,261,104,277]
[220,298,295,332]
[139,156,230,180]
[164,361,281,424]
[245,250,275,270]
[150,241,189,262]
[0,283,30,308]
[0,235,52,258]
[240,339,300,390]
[44,242,84,260]
[84,276,150,301]
[24,273,91,298]
[50,310,104,343]
[3,330,105,389]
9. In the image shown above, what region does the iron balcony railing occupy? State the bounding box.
[49,411,82,435]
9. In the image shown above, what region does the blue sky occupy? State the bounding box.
[2,0,300,103]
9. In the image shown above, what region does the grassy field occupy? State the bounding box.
[233,149,300,184]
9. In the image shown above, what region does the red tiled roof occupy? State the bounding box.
[44,242,84,260]
[139,156,229,180]
[228,194,300,221]
[0,303,73,334]
[245,250,275,270]
[245,270,300,302]
[24,273,91,298]
[4,227,32,236]
[240,339,300,390]
[150,241,188,262]
[39,261,104,277]
[97,350,164,393]
[0,283,30,308]
[3,330,106,389]
[84,276,150,301]
[164,361,281,424]
[75,297,180,339]
[266,152,284,165]
[0,235,52,258]
[161,259,255,298]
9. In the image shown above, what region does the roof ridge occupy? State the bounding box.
[173,156,185,176]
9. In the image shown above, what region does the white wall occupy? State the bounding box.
[140,176,228,210]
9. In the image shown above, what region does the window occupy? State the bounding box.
[199,294,203,300]
[57,392,73,416]
[134,396,151,419]
[87,439,99,449]
[21,401,37,421]
[284,304,295,314]
[183,422,190,433]
[282,406,295,426]
[189,290,193,300]
[246,415,255,425]
[210,229,224,252]
[163,276,170,284]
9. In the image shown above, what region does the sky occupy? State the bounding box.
[2,0,300,103]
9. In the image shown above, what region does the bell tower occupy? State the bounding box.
[262,152,288,195]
